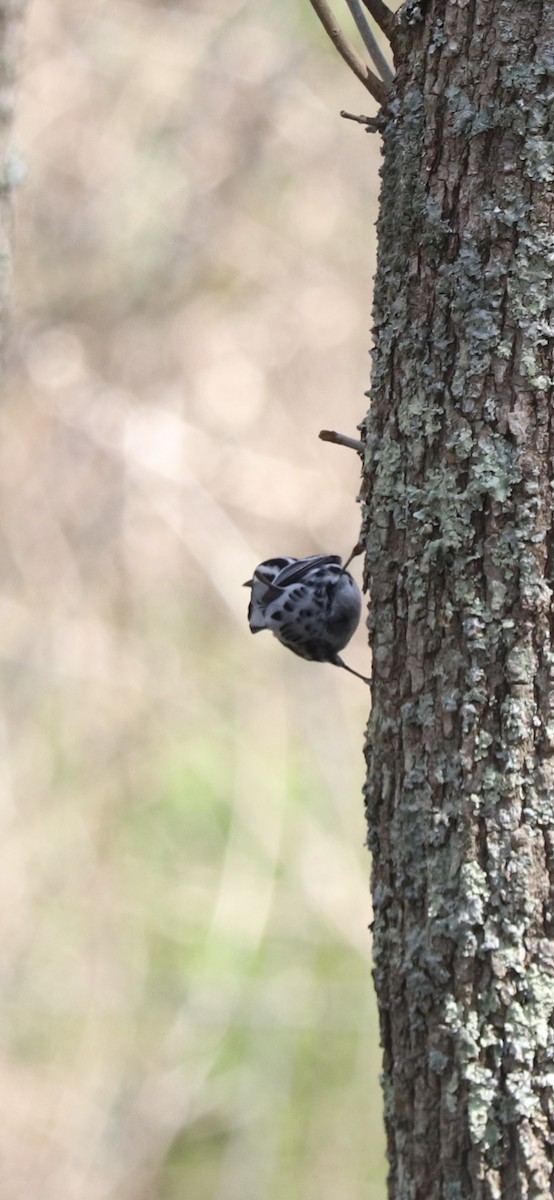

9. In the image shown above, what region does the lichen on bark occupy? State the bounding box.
[362,2,554,1197]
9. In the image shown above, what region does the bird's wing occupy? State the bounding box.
[272,554,342,588]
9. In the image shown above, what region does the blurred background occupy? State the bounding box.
[2,1,389,1196]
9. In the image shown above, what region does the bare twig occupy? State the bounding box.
[307,0,387,104]
[361,0,395,40]
[340,109,382,132]
[344,0,394,84]
[319,429,365,452]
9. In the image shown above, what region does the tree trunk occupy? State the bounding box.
[363,2,554,1197]
[0,0,26,362]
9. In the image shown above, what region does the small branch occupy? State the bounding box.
[340,109,382,132]
[307,0,387,105]
[360,0,395,40]
[344,0,394,85]
[319,429,365,453]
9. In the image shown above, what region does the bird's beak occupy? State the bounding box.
[243,579,253,588]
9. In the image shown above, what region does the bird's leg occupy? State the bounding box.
[342,541,365,571]
[334,656,372,686]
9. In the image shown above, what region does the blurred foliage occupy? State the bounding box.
[1,0,389,1196]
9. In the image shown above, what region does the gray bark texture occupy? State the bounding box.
[0,0,25,363]
[362,1,554,1197]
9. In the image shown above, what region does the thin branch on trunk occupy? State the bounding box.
[360,0,395,40]
[340,109,382,132]
[319,429,365,452]
[307,0,388,104]
[344,0,394,84]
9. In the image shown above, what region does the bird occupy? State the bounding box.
[244,553,371,684]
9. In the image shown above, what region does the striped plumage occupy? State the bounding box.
[244,554,370,684]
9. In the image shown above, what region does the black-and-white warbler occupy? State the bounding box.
[244,553,371,684]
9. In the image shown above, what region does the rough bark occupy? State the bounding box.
[0,0,26,363]
[362,2,554,1197]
